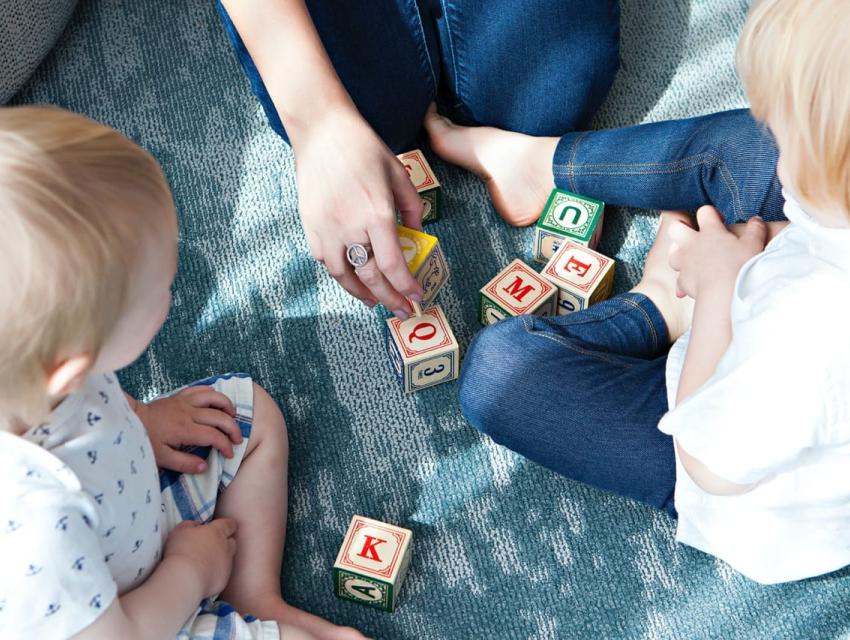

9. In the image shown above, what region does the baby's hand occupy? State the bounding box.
[667,206,767,299]
[164,519,238,598]
[134,386,243,473]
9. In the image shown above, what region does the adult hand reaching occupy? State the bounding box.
[292,109,425,318]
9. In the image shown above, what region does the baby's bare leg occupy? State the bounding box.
[216,383,366,640]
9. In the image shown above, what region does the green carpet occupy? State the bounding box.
[12,0,850,638]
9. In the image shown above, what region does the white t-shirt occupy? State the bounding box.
[0,373,164,639]
[659,193,850,584]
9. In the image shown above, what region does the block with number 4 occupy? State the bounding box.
[542,240,615,314]
[533,188,605,264]
[333,515,413,613]
[398,224,449,305]
[397,149,442,224]
[386,304,459,393]
[479,259,557,325]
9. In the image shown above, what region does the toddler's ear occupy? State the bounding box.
[47,354,94,398]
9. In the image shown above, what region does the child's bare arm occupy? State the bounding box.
[667,208,769,495]
[72,519,237,640]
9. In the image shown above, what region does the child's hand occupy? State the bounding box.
[134,386,243,473]
[668,206,768,299]
[163,518,238,598]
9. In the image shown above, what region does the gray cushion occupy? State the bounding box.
[0,0,78,103]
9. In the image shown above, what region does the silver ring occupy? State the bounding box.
[346,243,373,268]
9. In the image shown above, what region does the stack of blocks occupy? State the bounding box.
[397,149,442,225]
[334,516,413,613]
[479,188,615,324]
[386,219,460,394]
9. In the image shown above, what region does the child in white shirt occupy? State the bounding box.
[0,107,365,639]
[446,0,850,583]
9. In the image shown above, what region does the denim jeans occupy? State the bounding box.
[459,293,678,516]
[216,0,621,151]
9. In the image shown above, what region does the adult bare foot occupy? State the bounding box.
[250,595,369,640]
[423,103,559,227]
[632,211,697,343]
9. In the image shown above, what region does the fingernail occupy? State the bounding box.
[364,298,377,308]
[197,463,207,473]
[410,293,423,304]
[394,308,410,321]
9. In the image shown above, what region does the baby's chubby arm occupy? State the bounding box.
[667,207,769,495]
[72,519,237,640]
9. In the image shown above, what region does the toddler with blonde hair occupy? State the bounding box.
[0,106,365,639]
[438,0,850,583]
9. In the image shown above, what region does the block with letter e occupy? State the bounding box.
[533,188,605,264]
[478,259,557,325]
[398,224,449,305]
[397,149,442,224]
[386,304,459,393]
[333,515,413,613]
[542,240,615,315]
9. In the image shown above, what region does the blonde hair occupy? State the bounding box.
[737,0,850,216]
[0,106,175,428]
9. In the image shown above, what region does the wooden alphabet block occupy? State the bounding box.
[533,188,605,264]
[386,304,459,393]
[398,224,449,305]
[478,259,557,325]
[333,515,413,613]
[542,240,615,314]
[397,149,442,224]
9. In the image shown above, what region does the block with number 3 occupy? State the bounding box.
[386,304,459,393]
[533,188,605,264]
[397,149,442,224]
[398,224,449,305]
[542,240,615,314]
[478,259,557,325]
[333,515,413,613]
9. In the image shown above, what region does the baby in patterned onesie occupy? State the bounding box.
[0,107,366,640]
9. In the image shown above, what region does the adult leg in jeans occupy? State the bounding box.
[425,107,783,225]
[460,293,676,515]
[216,0,439,152]
[435,0,620,135]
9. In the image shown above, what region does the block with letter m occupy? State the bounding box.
[478,259,557,326]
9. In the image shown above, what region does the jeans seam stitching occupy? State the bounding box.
[521,317,633,368]
[438,0,463,105]
[620,297,660,352]
[567,132,589,192]
[411,0,437,96]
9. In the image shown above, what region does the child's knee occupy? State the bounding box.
[250,382,288,458]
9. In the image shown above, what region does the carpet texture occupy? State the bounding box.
[11,1,850,638]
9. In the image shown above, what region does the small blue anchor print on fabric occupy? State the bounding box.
[45,603,61,617]
[104,553,114,563]
[117,479,125,494]
[145,489,151,504]
[104,526,116,538]
[33,425,50,438]
[5,519,21,533]
[25,564,42,577]
[130,460,137,475]
[131,511,137,525]
[153,521,159,534]
[87,450,97,465]
[139,444,146,459]
[131,539,143,553]
[25,468,41,478]
[136,567,144,580]
[87,412,101,427]
[113,431,124,446]
[82,513,92,528]
[72,556,85,571]
[56,516,69,531]
[99,391,109,404]
[104,374,114,384]
[90,594,102,609]
[94,493,104,505]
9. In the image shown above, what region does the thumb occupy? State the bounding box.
[742,215,768,247]
[391,160,425,231]
[696,205,724,230]
[211,517,238,538]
